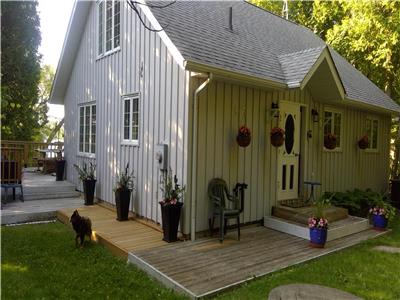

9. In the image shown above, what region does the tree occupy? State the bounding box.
[253,0,400,178]
[1,1,44,141]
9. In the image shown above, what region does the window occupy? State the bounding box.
[79,104,96,154]
[324,110,342,149]
[97,0,120,57]
[123,95,139,143]
[366,118,379,150]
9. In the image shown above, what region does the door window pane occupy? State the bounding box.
[285,114,295,154]
[282,165,287,191]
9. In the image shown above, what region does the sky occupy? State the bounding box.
[38,0,75,121]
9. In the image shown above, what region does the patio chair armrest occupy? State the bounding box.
[210,195,222,207]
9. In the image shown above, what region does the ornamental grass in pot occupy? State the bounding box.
[270,127,285,147]
[159,169,185,242]
[236,125,251,147]
[114,163,135,221]
[74,163,96,205]
[308,194,333,248]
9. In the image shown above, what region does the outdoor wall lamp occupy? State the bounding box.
[311,109,319,123]
[271,102,279,118]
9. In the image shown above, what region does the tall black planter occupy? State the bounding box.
[55,160,66,181]
[115,189,131,221]
[83,179,96,205]
[160,202,183,242]
[391,179,400,208]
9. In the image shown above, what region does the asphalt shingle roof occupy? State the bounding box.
[149,0,399,113]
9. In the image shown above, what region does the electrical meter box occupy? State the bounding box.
[155,144,168,171]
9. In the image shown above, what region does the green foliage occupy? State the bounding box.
[74,162,96,181]
[1,222,185,300]
[1,1,47,141]
[327,189,396,220]
[114,163,135,191]
[160,168,185,205]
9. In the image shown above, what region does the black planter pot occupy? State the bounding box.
[115,189,131,221]
[83,179,96,205]
[55,160,66,181]
[391,179,400,208]
[160,202,183,242]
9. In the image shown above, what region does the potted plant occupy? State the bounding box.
[308,194,332,248]
[358,135,369,149]
[324,133,337,150]
[159,169,185,242]
[114,163,135,221]
[74,162,96,206]
[369,197,396,231]
[236,125,251,147]
[270,127,285,147]
[55,156,66,181]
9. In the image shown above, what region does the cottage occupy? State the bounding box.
[50,0,400,240]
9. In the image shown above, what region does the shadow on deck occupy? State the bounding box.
[57,205,386,299]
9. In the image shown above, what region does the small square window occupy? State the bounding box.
[122,95,140,143]
[324,109,342,149]
[366,118,379,150]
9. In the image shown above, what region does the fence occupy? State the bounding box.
[1,140,64,168]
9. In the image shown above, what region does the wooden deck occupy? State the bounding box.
[58,205,386,299]
[57,205,166,258]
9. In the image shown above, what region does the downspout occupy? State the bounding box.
[191,73,213,241]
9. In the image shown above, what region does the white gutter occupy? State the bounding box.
[191,73,213,241]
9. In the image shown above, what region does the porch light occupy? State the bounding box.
[311,109,319,123]
[271,102,279,118]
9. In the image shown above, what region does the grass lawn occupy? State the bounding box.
[2,217,400,300]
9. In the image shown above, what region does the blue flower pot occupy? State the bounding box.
[372,214,388,230]
[309,228,328,248]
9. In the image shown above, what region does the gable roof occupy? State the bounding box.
[149,0,399,113]
[50,0,400,114]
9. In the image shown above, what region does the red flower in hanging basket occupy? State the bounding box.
[270,127,285,147]
[358,135,369,150]
[324,133,337,150]
[237,125,251,147]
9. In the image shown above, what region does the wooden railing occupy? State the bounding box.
[1,140,64,168]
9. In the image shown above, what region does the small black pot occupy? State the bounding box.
[160,202,183,242]
[115,188,131,221]
[391,179,400,209]
[55,160,66,181]
[83,179,96,205]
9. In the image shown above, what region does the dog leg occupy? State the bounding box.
[75,235,79,247]
[80,234,85,248]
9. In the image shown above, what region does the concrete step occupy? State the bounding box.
[264,215,370,241]
[23,191,81,201]
[23,184,77,195]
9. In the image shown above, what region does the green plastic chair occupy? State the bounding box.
[208,178,241,242]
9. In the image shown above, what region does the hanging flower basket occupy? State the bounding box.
[236,126,251,147]
[324,133,337,150]
[358,135,369,150]
[270,127,285,147]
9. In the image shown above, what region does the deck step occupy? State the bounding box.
[264,215,370,241]
[272,205,348,224]
[23,191,81,201]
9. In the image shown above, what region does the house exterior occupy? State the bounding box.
[50,0,400,239]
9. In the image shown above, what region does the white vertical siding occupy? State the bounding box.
[63,2,189,226]
[191,79,391,232]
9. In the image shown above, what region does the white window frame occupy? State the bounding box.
[97,0,121,59]
[366,117,379,152]
[121,94,140,146]
[78,102,96,157]
[323,108,343,151]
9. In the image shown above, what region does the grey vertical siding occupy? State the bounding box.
[63,2,189,226]
[191,79,391,232]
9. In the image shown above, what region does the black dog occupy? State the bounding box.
[70,210,92,247]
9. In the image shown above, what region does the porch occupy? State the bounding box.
[57,205,385,299]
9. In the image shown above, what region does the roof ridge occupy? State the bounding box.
[278,46,326,59]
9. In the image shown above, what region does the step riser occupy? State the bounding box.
[264,216,370,241]
[23,186,77,194]
[23,192,81,201]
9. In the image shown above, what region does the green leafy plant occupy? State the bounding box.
[114,163,135,191]
[368,193,396,222]
[73,162,96,181]
[312,193,334,219]
[160,168,185,206]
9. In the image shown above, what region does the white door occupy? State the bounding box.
[277,102,301,200]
